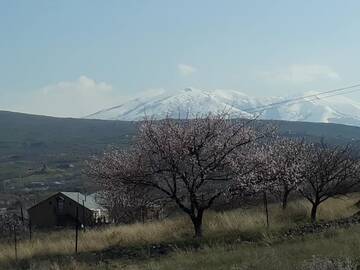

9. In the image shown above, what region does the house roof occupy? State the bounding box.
[60,192,104,211]
[28,191,105,211]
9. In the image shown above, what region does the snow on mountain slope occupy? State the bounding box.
[86,88,360,126]
[87,88,253,120]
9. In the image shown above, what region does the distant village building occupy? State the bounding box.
[27,192,107,229]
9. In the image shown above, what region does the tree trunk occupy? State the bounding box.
[191,210,204,238]
[20,206,24,224]
[310,203,318,223]
[263,191,269,228]
[282,189,290,210]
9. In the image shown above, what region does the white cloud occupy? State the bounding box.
[178,64,197,76]
[8,76,127,118]
[259,64,341,84]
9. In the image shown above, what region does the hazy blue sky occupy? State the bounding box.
[1,0,360,117]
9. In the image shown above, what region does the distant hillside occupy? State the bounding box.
[1,110,360,192]
[0,111,136,192]
[0,110,136,156]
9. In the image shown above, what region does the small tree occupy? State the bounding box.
[269,137,310,209]
[233,141,277,226]
[238,137,309,208]
[0,213,25,261]
[299,142,360,222]
[94,184,159,224]
[89,113,268,238]
[0,213,23,238]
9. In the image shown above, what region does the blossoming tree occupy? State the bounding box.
[88,113,269,237]
[299,142,360,222]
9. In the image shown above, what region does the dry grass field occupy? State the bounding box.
[1,194,360,270]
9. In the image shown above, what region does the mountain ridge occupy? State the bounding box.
[87,88,360,127]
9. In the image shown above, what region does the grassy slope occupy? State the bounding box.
[1,195,360,270]
[139,229,360,270]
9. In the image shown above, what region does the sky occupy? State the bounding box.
[1,0,360,117]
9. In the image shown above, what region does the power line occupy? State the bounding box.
[244,84,360,113]
[242,83,360,114]
[251,88,360,114]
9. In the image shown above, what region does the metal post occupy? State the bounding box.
[28,219,32,240]
[75,206,79,254]
[82,200,86,231]
[13,225,17,261]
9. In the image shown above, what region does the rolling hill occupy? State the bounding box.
[1,110,360,193]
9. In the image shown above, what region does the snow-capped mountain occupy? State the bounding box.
[86,88,360,127]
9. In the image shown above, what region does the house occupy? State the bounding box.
[27,192,107,229]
